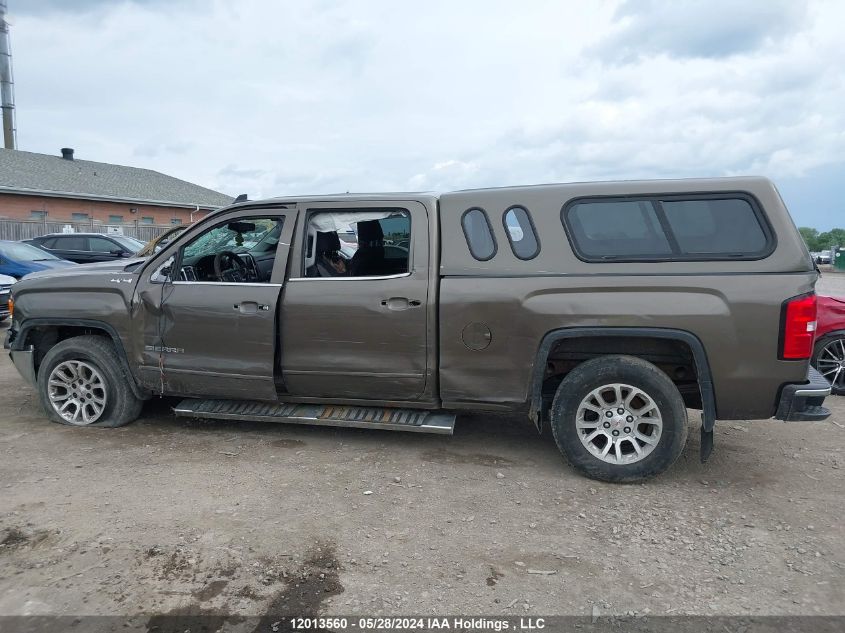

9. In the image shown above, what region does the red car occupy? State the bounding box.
[813,295,845,395]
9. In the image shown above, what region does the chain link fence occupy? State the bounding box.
[0,218,172,243]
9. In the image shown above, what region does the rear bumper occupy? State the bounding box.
[775,366,832,421]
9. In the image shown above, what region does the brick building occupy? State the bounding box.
[0,147,232,230]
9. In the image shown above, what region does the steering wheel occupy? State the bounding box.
[213,251,248,282]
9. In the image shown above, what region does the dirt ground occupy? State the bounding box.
[1,274,844,620]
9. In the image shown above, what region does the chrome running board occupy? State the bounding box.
[173,399,455,435]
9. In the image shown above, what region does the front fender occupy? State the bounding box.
[8,317,148,400]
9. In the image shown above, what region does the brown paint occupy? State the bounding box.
[7,177,821,426]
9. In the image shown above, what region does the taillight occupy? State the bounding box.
[780,293,817,359]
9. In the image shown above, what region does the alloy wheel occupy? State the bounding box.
[575,383,663,464]
[47,360,108,425]
[816,338,845,390]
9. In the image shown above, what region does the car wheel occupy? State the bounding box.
[550,355,689,483]
[36,335,143,428]
[812,335,845,395]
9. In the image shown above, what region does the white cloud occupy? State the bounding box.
[594,0,808,61]
[6,0,845,228]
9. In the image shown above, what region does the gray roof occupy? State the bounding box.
[0,148,233,209]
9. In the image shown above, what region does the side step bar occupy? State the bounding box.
[173,399,456,435]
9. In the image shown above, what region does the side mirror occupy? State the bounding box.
[151,256,175,283]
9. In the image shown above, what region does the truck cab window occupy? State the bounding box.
[176,216,284,283]
[304,209,411,278]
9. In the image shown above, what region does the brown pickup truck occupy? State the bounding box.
[4,177,832,481]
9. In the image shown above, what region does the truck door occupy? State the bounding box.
[280,200,432,402]
[134,208,297,400]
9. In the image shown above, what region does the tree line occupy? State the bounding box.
[798,227,845,252]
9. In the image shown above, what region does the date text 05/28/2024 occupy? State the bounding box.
[288,617,547,631]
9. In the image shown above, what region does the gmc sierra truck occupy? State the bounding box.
[4,177,831,481]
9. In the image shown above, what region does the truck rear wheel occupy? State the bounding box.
[36,335,143,428]
[550,355,688,482]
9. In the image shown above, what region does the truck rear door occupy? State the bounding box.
[279,200,433,402]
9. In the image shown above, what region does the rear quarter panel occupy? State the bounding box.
[438,177,816,420]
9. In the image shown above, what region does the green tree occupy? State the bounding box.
[799,227,821,251]
[798,227,845,251]
[826,228,845,250]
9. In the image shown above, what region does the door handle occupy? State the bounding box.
[380,297,422,310]
[234,302,270,314]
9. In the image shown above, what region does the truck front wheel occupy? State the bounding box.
[550,355,688,482]
[36,335,143,428]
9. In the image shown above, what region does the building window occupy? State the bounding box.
[170,218,183,225]
[141,217,155,224]
[72,212,89,222]
[109,215,124,224]
[30,210,47,220]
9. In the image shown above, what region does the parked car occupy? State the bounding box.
[4,176,832,482]
[816,250,831,265]
[25,233,145,264]
[812,295,845,394]
[134,225,189,258]
[0,273,15,322]
[0,240,77,279]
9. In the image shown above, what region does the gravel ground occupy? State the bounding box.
[0,275,844,620]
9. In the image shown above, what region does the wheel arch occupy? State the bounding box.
[814,329,845,344]
[529,327,716,437]
[13,318,148,400]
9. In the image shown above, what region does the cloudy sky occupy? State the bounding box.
[6,0,845,228]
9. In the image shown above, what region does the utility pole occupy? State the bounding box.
[0,0,17,149]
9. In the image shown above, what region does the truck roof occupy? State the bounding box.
[231,175,774,208]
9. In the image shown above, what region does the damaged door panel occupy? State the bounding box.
[133,209,297,400]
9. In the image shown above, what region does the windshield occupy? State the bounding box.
[183,219,280,260]
[0,241,61,261]
[113,236,145,251]
[135,226,188,257]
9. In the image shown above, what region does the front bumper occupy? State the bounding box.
[9,346,36,387]
[775,366,832,421]
[4,323,36,387]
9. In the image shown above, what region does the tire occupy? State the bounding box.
[812,334,845,395]
[550,355,688,483]
[36,335,143,428]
